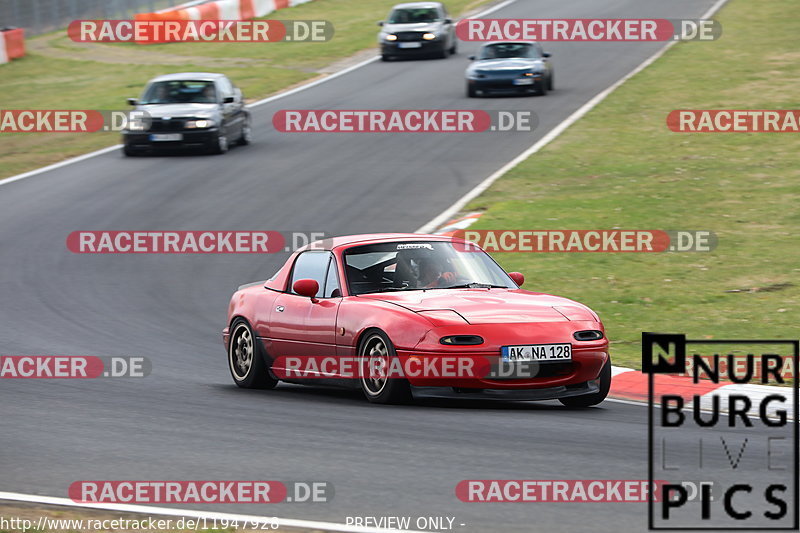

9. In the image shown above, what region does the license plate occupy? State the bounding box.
[501,343,572,362]
[398,42,422,48]
[150,133,183,142]
[513,78,534,85]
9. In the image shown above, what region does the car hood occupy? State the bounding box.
[359,290,589,324]
[137,103,218,118]
[383,22,443,34]
[469,58,542,72]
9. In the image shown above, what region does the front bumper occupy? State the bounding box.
[467,76,543,94]
[411,379,600,401]
[381,40,445,56]
[394,348,608,390]
[123,128,218,151]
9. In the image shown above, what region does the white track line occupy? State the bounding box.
[0,492,425,533]
[0,0,519,190]
[415,0,731,233]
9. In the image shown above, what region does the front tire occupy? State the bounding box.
[211,130,229,155]
[228,319,278,389]
[466,83,477,98]
[237,117,252,146]
[123,144,138,157]
[358,331,412,404]
[535,79,548,96]
[559,359,611,407]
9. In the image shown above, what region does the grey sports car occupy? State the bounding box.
[466,41,553,97]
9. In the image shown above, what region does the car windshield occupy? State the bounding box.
[140,80,217,105]
[480,43,538,59]
[344,241,516,295]
[388,7,440,23]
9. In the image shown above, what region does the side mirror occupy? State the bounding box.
[293,279,319,300]
[468,55,476,60]
[444,18,452,24]
[127,98,138,106]
[508,272,525,287]
[223,96,235,104]
[542,52,551,58]
[377,21,384,26]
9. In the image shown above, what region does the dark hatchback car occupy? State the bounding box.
[378,2,456,60]
[466,42,553,97]
[122,72,251,156]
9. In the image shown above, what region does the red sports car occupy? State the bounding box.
[223,233,611,405]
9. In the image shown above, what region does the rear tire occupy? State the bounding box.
[358,331,412,404]
[559,359,611,407]
[228,319,278,389]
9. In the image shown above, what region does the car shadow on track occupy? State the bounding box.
[212,383,609,412]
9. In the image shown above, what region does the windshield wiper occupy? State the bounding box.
[438,283,506,289]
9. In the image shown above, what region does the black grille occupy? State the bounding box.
[147,118,187,132]
[395,31,425,42]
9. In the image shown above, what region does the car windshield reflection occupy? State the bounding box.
[140,80,218,105]
[344,241,515,295]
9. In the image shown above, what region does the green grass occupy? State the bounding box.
[0,0,488,179]
[465,0,800,369]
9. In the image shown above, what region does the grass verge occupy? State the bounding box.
[465,0,799,369]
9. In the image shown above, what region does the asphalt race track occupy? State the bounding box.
[0,0,761,531]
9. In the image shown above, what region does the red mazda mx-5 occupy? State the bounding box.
[222,233,611,406]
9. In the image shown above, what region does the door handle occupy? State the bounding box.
[276,305,285,312]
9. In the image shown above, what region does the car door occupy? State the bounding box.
[536,43,551,76]
[217,77,242,137]
[269,251,341,362]
[441,6,454,49]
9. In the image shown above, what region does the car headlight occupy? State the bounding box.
[422,32,437,40]
[385,34,398,41]
[185,119,215,129]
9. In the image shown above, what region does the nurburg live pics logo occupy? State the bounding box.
[643,332,799,530]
